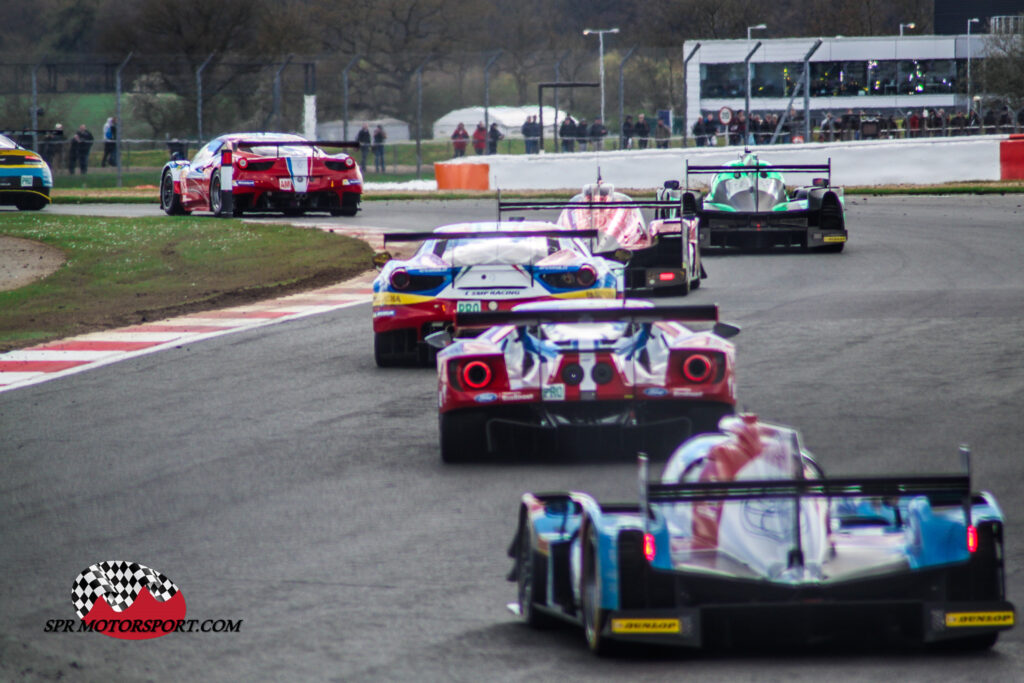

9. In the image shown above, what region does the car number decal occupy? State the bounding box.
[21,175,33,187]
[542,384,565,401]
[456,301,481,313]
[279,178,293,191]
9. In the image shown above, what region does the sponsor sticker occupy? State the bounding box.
[945,611,1014,628]
[234,179,256,186]
[474,392,498,404]
[611,618,681,634]
[372,309,396,318]
[279,178,293,191]
[671,387,701,397]
[542,384,566,401]
[21,175,33,187]
[500,391,533,401]
[643,387,669,397]
[823,235,846,243]
[456,300,481,313]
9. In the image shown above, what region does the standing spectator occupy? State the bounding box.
[655,118,671,148]
[520,117,532,154]
[576,118,589,151]
[526,115,540,153]
[450,122,469,158]
[908,110,921,138]
[589,117,608,151]
[967,107,981,135]
[472,122,487,155]
[983,109,996,134]
[703,113,716,146]
[41,124,64,169]
[819,112,837,142]
[927,109,942,137]
[692,114,706,147]
[634,113,650,149]
[559,115,576,152]
[999,107,1012,134]
[69,124,93,174]
[101,116,117,167]
[487,122,503,154]
[372,124,386,173]
[620,115,634,149]
[356,123,372,170]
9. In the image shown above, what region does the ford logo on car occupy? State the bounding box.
[643,387,669,397]
[474,393,498,403]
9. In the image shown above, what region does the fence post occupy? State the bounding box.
[196,53,215,144]
[342,55,361,141]
[484,51,502,130]
[115,52,132,188]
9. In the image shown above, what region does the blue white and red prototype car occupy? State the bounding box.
[434,300,738,462]
[508,415,1014,653]
[499,182,704,295]
[371,223,620,367]
[159,132,361,217]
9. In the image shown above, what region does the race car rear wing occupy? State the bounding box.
[455,304,719,329]
[685,160,832,185]
[382,229,599,244]
[229,140,360,151]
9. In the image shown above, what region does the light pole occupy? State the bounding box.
[899,22,916,36]
[746,24,767,144]
[967,17,980,115]
[583,28,619,126]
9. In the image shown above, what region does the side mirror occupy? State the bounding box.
[425,330,453,349]
[812,177,828,187]
[372,251,392,268]
[712,322,741,339]
[663,179,681,190]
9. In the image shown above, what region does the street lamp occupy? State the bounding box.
[582,28,619,126]
[967,17,980,115]
[899,22,916,36]
[746,24,767,143]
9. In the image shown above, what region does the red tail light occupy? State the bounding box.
[575,265,597,287]
[643,533,656,561]
[682,353,714,383]
[658,271,676,281]
[237,157,248,168]
[967,525,978,553]
[390,269,410,290]
[462,361,492,389]
[344,157,355,168]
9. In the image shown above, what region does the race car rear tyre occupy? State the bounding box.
[517,522,556,628]
[331,193,360,217]
[581,522,617,655]
[439,411,486,463]
[160,172,189,215]
[210,177,228,217]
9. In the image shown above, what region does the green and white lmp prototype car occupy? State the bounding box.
[683,153,847,252]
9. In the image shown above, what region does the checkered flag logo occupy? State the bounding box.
[71,561,179,620]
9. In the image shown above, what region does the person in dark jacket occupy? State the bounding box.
[589,117,608,151]
[356,123,372,170]
[620,115,634,149]
[69,124,93,174]
[372,124,386,172]
[487,123,503,154]
[576,118,589,151]
[634,113,650,149]
[559,116,576,152]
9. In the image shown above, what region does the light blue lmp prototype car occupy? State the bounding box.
[508,416,1013,654]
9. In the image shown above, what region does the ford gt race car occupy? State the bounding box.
[508,415,1013,654]
[682,152,847,251]
[499,182,704,295]
[0,131,53,211]
[434,300,738,462]
[159,132,361,217]
[371,223,620,366]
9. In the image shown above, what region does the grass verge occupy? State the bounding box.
[0,214,372,352]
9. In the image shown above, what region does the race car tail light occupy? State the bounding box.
[461,361,492,389]
[967,525,978,553]
[237,157,248,168]
[682,353,714,383]
[344,157,355,169]
[658,271,676,282]
[390,268,411,290]
[575,265,597,288]
[643,533,656,562]
[25,154,42,163]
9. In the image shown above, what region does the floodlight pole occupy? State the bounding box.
[115,52,132,187]
[682,42,701,148]
[415,59,430,177]
[618,46,637,149]
[31,59,43,152]
[802,39,822,143]
[553,50,570,151]
[583,28,619,125]
[966,18,980,114]
[341,55,361,140]
[744,40,763,141]
[484,50,502,130]
[196,52,215,142]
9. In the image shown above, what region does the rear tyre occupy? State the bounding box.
[160,172,188,215]
[15,195,47,211]
[331,193,360,217]
[518,522,556,628]
[439,411,487,463]
[581,523,616,655]
[210,177,228,217]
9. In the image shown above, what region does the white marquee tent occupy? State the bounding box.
[432,106,570,140]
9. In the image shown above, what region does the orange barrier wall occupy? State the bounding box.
[434,163,490,191]
[1000,134,1024,180]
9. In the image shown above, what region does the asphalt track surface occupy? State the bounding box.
[3,196,1024,681]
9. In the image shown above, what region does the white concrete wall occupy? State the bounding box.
[438,136,1003,190]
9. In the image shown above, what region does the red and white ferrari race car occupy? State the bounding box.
[433,300,739,462]
[499,182,704,295]
[371,223,621,367]
[159,132,361,217]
